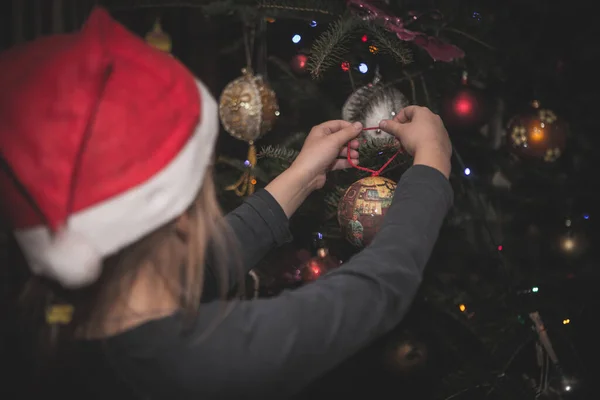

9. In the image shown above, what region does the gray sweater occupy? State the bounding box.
[83,164,453,399]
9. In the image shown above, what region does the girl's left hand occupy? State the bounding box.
[290,120,362,190]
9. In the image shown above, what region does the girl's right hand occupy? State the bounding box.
[379,106,452,178]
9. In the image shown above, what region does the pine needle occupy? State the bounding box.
[307,15,359,79]
[366,23,413,65]
[257,0,346,19]
[258,145,299,162]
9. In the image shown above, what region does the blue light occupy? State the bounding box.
[317,232,323,239]
[310,20,317,27]
[464,168,471,176]
[583,213,590,220]
[292,34,301,44]
[358,63,368,73]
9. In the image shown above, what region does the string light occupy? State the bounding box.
[369,45,379,54]
[464,167,471,176]
[341,61,350,71]
[361,34,368,42]
[583,213,589,220]
[562,318,570,325]
[459,304,466,312]
[292,34,301,44]
[358,63,368,73]
[497,245,503,251]
[561,236,576,252]
[310,20,317,27]
[531,286,539,293]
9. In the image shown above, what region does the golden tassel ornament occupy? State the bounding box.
[225,142,257,197]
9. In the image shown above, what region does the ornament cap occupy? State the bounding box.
[152,18,163,33]
[145,18,172,53]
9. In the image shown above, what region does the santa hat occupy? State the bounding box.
[0,8,219,288]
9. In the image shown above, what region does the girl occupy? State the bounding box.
[0,8,452,399]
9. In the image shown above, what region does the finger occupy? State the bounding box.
[393,105,420,123]
[378,119,406,140]
[348,139,360,149]
[317,120,354,135]
[339,147,359,159]
[331,158,358,171]
[326,121,363,146]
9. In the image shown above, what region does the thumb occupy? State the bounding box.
[329,121,363,146]
[379,119,407,141]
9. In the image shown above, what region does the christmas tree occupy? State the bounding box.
[3,0,597,398]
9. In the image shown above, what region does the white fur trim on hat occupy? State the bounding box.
[14,80,219,289]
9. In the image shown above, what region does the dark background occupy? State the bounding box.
[1,0,599,399]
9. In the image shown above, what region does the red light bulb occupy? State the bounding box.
[454,93,474,116]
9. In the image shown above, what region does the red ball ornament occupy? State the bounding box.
[338,176,397,247]
[440,72,488,131]
[507,101,568,162]
[290,54,308,75]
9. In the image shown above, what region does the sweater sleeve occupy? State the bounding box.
[106,165,453,399]
[202,189,293,297]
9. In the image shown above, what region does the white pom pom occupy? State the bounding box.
[41,230,103,289]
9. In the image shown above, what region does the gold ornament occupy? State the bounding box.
[145,19,172,53]
[219,68,279,196]
[337,176,397,247]
[219,68,278,142]
[507,102,568,163]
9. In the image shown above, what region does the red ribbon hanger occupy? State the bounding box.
[346,127,403,176]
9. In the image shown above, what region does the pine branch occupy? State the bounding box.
[281,131,308,148]
[257,0,346,20]
[103,0,247,12]
[268,56,342,118]
[257,145,299,163]
[366,23,413,65]
[307,15,360,79]
[324,187,344,206]
[358,137,412,171]
[216,155,270,182]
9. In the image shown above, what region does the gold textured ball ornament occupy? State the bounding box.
[338,176,397,247]
[219,68,279,143]
[507,101,568,163]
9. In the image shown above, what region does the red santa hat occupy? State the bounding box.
[0,8,219,288]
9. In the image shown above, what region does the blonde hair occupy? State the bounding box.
[20,170,239,344]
